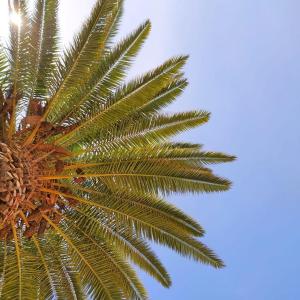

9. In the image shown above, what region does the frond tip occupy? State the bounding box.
[0,0,235,299]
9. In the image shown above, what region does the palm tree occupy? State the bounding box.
[0,0,235,299]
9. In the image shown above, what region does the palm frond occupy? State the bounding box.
[43,215,123,300]
[66,186,204,236]
[23,0,122,145]
[71,206,171,287]
[11,224,22,300]
[41,189,224,268]
[0,46,9,87]
[8,0,31,94]
[0,238,39,300]
[54,56,188,145]
[27,0,59,102]
[69,111,210,152]
[32,236,57,299]
[57,21,151,125]
[61,213,148,300]
[0,46,9,140]
[0,241,7,297]
[69,142,235,168]
[40,235,86,299]
[46,0,122,117]
[55,252,86,300]
[7,0,31,138]
[137,79,188,116]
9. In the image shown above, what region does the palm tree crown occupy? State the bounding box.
[0,0,235,299]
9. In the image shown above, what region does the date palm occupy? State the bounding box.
[0,0,235,299]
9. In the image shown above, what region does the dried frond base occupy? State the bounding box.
[0,142,72,240]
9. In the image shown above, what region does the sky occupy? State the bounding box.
[1,0,300,299]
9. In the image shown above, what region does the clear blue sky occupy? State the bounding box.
[62,1,300,299]
[2,0,300,299]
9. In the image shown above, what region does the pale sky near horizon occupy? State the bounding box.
[1,1,300,299]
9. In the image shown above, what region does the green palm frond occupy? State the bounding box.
[45,216,123,300]
[68,111,210,152]
[59,265,86,300]
[0,243,19,299]
[0,46,9,140]
[27,0,59,102]
[137,79,188,116]
[0,46,9,87]
[32,236,56,299]
[54,56,188,145]
[61,214,148,300]
[66,188,204,236]
[40,188,224,269]
[58,159,229,194]
[11,225,22,300]
[8,0,31,94]
[37,235,86,299]
[0,238,39,300]
[7,0,31,138]
[70,206,172,287]
[46,0,122,121]
[58,21,151,125]
[0,0,234,299]
[70,142,235,168]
